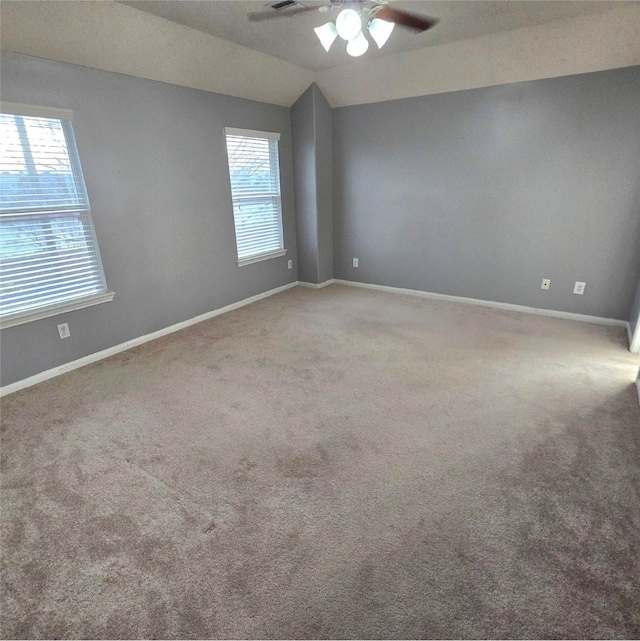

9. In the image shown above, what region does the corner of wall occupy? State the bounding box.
[291,82,333,284]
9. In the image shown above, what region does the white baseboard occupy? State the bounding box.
[298,279,335,289]
[0,281,298,397]
[333,279,629,330]
[3,278,634,398]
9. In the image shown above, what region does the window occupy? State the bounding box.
[224,127,286,266]
[0,103,112,328]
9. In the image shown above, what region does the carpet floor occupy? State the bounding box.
[1,284,639,639]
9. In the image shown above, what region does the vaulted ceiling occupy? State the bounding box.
[2,1,639,107]
[122,1,632,72]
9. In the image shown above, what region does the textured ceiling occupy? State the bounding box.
[122,1,633,71]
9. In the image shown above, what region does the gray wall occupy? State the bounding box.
[314,86,333,284]
[3,56,639,387]
[333,67,640,320]
[291,84,332,284]
[0,52,298,387]
[291,86,318,283]
[628,184,640,342]
[629,279,640,340]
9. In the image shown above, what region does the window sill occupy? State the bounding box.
[0,291,115,329]
[237,249,287,267]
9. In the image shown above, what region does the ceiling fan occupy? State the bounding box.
[248,1,438,57]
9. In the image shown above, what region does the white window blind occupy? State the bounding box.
[224,127,285,264]
[0,104,108,324]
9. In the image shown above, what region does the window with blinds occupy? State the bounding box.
[224,127,285,265]
[0,103,108,326]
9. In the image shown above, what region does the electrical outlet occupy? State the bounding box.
[57,323,70,339]
[353,258,359,267]
[541,279,551,290]
[287,259,293,269]
[573,281,586,295]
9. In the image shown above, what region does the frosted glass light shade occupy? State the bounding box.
[346,31,369,57]
[336,8,362,41]
[368,18,394,48]
[314,22,338,52]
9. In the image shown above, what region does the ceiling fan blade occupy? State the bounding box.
[375,6,438,32]
[248,5,326,22]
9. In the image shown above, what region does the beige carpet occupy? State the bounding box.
[1,284,639,639]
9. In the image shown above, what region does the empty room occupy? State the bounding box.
[1,1,640,639]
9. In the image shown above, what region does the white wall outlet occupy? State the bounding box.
[287,259,293,269]
[57,323,70,339]
[573,281,586,295]
[541,279,551,290]
[353,258,359,267]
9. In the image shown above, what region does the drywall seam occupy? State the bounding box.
[0,281,298,397]
[333,279,630,330]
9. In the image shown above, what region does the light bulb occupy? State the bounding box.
[368,18,394,49]
[335,8,362,41]
[346,31,369,57]
[314,22,338,52]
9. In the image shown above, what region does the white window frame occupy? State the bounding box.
[0,102,114,329]
[223,127,287,267]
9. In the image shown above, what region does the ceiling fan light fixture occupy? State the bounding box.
[314,21,338,52]
[346,31,369,57]
[335,8,362,41]
[368,17,394,49]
